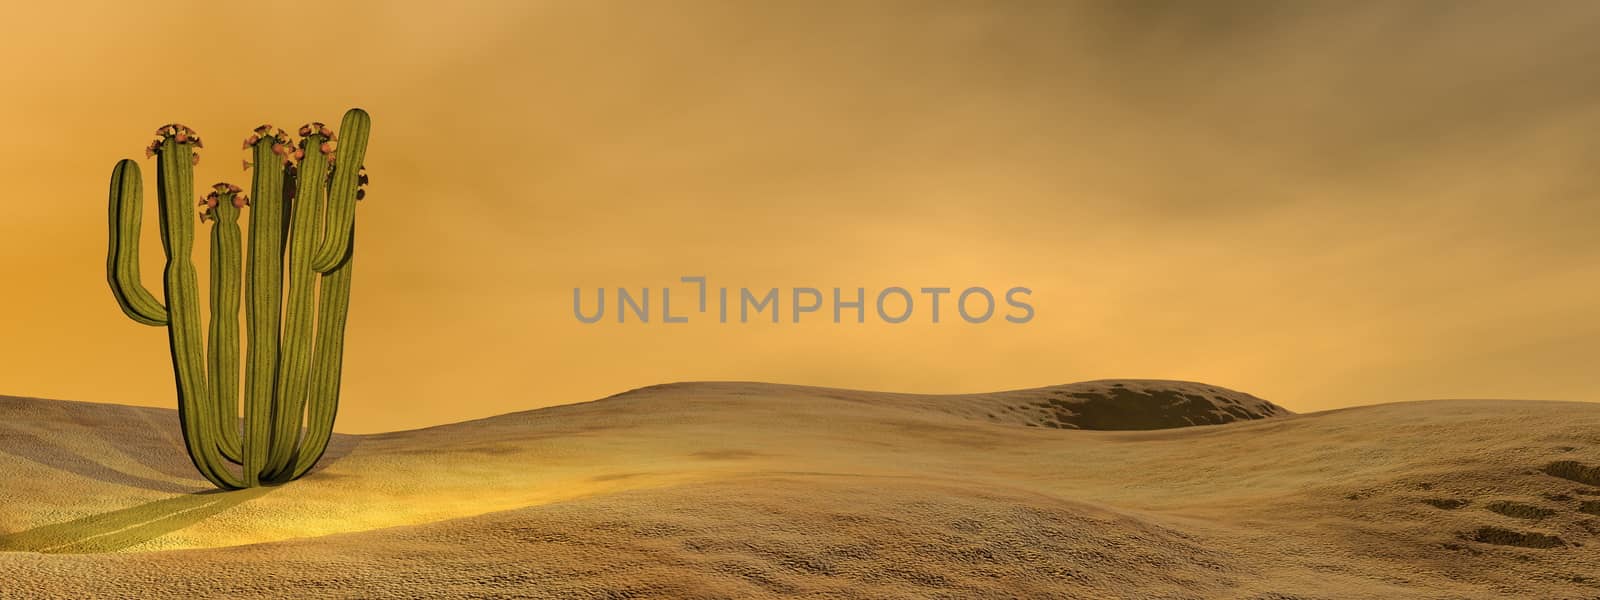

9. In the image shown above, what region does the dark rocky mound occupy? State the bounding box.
[1544,461,1600,486]
[1465,526,1566,549]
[988,379,1292,431]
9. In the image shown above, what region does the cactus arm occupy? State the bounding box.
[282,225,355,481]
[242,132,289,486]
[264,131,331,477]
[281,162,295,260]
[106,160,170,326]
[205,187,245,465]
[155,137,245,490]
[308,108,370,273]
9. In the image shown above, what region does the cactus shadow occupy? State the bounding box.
[3,419,362,494]
[108,408,205,481]
[0,486,274,554]
[0,429,207,494]
[312,433,362,468]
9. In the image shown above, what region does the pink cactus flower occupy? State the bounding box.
[320,141,335,155]
[233,194,250,209]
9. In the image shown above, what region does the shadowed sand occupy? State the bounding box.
[2,380,1598,598]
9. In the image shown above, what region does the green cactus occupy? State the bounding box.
[105,109,372,489]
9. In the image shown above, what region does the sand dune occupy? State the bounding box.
[2,381,1598,598]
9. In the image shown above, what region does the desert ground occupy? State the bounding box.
[2,380,1598,599]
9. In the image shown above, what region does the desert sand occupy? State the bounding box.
[2,380,1598,599]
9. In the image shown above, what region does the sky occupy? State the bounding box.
[3,1,1600,433]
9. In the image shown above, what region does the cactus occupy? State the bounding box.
[105,109,373,489]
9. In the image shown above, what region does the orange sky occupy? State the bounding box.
[3,1,1600,433]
